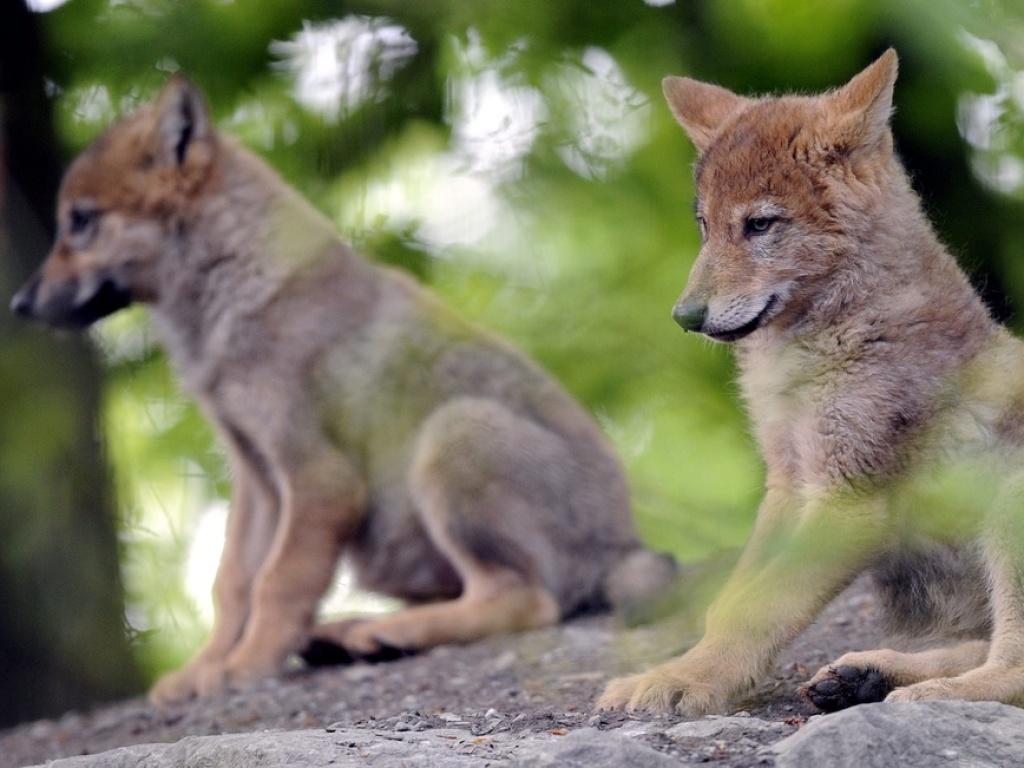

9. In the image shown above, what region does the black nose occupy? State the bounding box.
[672,299,706,332]
[10,276,39,318]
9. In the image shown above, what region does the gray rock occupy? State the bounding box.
[30,728,507,767]
[666,715,786,741]
[32,741,175,768]
[771,701,1024,768]
[510,728,678,767]
[31,731,330,767]
[28,727,675,768]
[32,701,1024,768]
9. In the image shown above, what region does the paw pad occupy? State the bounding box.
[804,665,892,712]
[300,638,356,667]
[300,637,418,668]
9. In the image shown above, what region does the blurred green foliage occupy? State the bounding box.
[13,0,1024,682]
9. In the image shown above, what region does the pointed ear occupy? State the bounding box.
[822,48,898,152]
[153,74,213,168]
[662,76,750,152]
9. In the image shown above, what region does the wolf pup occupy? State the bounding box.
[12,76,675,705]
[598,49,1024,715]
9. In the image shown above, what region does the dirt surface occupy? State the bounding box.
[0,579,883,767]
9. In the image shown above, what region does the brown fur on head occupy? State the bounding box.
[665,50,899,342]
[10,75,218,328]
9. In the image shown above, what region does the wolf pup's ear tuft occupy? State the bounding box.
[662,76,751,153]
[822,48,899,153]
[154,74,214,169]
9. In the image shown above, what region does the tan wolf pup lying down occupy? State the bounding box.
[599,49,1024,715]
[11,77,676,705]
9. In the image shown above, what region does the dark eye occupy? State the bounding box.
[69,206,98,236]
[745,216,777,237]
[696,216,708,240]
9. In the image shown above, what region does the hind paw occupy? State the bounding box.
[302,618,419,667]
[802,664,893,712]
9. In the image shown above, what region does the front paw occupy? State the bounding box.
[150,666,198,707]
[150,659,225,706]
[219,651,282,690]
[596,665,725,716]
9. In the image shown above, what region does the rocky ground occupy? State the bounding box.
[4,579,1022,767]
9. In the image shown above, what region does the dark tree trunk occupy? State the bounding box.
[0,0,140,727]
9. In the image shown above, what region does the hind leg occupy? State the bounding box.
[884,586,1024,704]
[312,571,559,656]
[309,399,564,656]
[887,476,1024,705]
[803,641,989,711]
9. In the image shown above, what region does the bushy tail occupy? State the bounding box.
[603,547,680,624]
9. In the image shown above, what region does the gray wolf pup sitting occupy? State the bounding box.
[11,76,675,704]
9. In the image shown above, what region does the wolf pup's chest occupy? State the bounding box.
[739,338,828,482]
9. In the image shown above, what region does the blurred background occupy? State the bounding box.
[2,0,1024,728]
